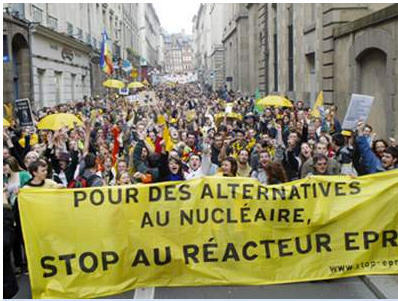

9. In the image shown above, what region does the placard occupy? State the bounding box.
[342,94,374,130]
[15,98,34,127]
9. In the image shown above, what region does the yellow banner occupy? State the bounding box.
[19,170,398,299]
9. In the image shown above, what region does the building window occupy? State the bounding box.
[71,73,76,101]
[288,7,294,91]
[54,71,62,104]
[3,35,10,63]
[47,15,58,30]
[77,28,83,40]
[32,5,43,24]
[67,22,73,36]
[38,69,45,107]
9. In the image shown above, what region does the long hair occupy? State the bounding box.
[4,156,23,173]
[223,156,238,177]
[264,161,288,184]
[168,156,185,180]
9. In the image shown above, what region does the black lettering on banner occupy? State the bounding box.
[242,241,258,261]
[293,208,305,222]
[154,247,171,265]
[217,183,228,199]
[74,191,87,207]
[180,209,193,225]
[125,187,139,203]
[349,181,361,195]
[108,188,122,204]
[278,209,289,222]
[240,207,251,223]
[226,208,238,223]
[156,211,169,226]
[141,212,154,228]
[203,243,218,262]
[312,183,317,198]
[345,232,360,251]
[382,230,397,247]
[318,182,331,197]
[289,185,301,200]
[183,244,199,264]
[257,185,269,201]
[59,254,76,275]
[197,208,209,224]
[295,235,312,254]
[242,184,254,200]
[278,239,293,257]
[79,252,98,273]
[316,234,332,252]
[227,183,239,199]
[222,243,240,262]
[335,182,346,196]
[165,185,176,201]
[179,184,191,201]
[102,251,119,270]
[254,208,267,222]
[41,256,57,278]
[212,208,224,223]
[272,187,286,200]
[363,231,379,249]
[259,240,275,258]
[90,189,104,206]
[149,186,161,202]
[201,184,214,199]
[132,249,150,266]
[141,211,169,227]
[301,183,311,198]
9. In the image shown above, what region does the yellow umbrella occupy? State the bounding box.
[37,113,83,131]
[102,79,125,89]
[3,118,11,127]
[214,112,243,124]
[256,95,293,108]
[128,81,145,89]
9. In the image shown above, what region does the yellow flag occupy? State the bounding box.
[311,91,323,118]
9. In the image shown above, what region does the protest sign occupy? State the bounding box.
[119,88,129,96]
[342,94,374,130]
[15,98,34,127]
[19,171,398,299]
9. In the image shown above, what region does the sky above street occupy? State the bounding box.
[153,1,200,35]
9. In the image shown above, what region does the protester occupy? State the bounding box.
[4,80,398,282]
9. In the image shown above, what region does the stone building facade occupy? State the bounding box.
[3,12,32,105]
[266,3,397,137]
[3,3,161,108]
[163,31,193,74]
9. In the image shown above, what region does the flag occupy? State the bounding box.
[254,87,263,114]
[100,30,114,75]
[311,91,324,118]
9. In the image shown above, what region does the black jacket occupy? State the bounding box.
[3,206,19,299]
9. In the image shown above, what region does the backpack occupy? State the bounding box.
[68,174,99,188]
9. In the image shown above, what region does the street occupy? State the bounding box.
[14,274,398,299]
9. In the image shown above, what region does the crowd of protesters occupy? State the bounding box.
[3,81,398,297]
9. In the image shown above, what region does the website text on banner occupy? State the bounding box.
[19,170,398,299]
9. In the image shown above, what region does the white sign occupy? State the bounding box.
[342,94,374,130]
[119,88,129,96]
